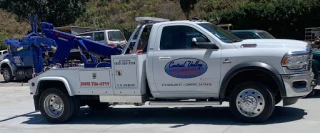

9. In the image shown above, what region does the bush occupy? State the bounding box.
[0,32,8,50]
[204,0,320,40]
[0,9,29,50]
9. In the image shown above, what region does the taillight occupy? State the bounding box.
[108,42,115,47]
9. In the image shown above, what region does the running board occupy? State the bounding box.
[148,101,221,106]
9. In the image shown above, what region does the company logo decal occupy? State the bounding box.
[164,58,207,78]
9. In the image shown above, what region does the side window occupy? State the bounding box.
[160,25,210,50]
[3,51,7,54]
[94,32,105,41]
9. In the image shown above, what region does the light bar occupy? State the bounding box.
[135,17,170,23]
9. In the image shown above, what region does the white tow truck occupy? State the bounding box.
[28,17,314,123]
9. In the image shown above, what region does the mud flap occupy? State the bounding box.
[283,97,301,106]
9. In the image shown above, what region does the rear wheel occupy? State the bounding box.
[39,88,79,123]
[3,67,13,82]
[229,81,275,123]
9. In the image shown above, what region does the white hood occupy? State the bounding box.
[232,39,309,50]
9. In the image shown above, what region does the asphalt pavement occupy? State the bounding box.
[1,75,320,133]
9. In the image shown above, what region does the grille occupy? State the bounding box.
[307,48,312,71]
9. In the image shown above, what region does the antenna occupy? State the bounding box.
[34,14,38,33]
[28,14,34,33]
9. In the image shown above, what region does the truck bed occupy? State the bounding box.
[29,54,148,103]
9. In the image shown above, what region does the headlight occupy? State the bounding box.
[281,54,309,70]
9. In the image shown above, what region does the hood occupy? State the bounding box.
[232,39,309,50]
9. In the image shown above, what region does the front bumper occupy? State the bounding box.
[281,72,314,98]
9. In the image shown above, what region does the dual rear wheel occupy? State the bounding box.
[39,88,80,123]
[39,88,109,123]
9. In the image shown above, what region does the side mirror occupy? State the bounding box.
[192,37,218,49]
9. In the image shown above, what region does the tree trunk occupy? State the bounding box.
[184,10,190,20]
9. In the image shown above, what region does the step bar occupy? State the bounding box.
[148,101,221,106]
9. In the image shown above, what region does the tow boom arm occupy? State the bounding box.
[40,22,122,68]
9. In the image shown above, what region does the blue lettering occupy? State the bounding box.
[187,61,203,69]
[168,60,203,69]
[168,61,186,68]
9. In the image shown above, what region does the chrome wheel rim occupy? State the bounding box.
[44,94,64,118]
[3,69,10,81]
[236,89,265,117]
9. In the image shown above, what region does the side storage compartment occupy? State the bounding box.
[99,54,147,103]
[78,68,114,95]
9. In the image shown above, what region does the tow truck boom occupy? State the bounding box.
[40,22,122,68]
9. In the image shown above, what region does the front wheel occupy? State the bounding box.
[229,81,275,123]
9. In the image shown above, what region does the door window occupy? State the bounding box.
[107,31,126,41]
[94,32,105,41]
[160,25,210,50]
[3,51,7,54]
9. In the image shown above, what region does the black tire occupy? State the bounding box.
[229,81,275,123]
[87,100,110,111]
[2,67,13,82]
[39,88,79,123]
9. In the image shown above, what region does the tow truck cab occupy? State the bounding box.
[28,17,314,123]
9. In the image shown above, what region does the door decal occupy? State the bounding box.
[164,58,207,78]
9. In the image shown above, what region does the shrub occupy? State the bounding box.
[204,0,320,40]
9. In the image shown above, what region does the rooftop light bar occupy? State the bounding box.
[135,17,170,23]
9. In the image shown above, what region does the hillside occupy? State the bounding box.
[75,0,320,40]
[1,0,320,50]
[74,0,205,38]
[0,9,29,50]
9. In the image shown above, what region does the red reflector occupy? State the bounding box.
[31,82,35,86]
[108,43,115,47]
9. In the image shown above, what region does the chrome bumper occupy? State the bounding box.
[281,72,314,97]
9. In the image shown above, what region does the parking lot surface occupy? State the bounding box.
[1,75,320,133]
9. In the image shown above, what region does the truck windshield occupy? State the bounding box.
[108,31,126,41]
[198,23,242,43]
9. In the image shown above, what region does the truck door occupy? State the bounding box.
[151,24,221,98]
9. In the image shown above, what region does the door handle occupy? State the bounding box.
[159,57,171,60]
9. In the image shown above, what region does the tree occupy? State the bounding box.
[0,0,89,27]
[179,0,199,20]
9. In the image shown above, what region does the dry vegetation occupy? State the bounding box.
[0,9,29,50]
[1,0,320,50]
[75,0,208,38]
